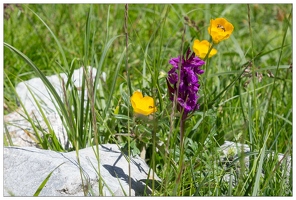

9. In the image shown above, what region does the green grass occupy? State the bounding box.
[3,4,292,196]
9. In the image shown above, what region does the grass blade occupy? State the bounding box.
[33,162,65,196]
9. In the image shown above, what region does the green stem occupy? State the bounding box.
[175,113,186,194]
[124,4,131,196]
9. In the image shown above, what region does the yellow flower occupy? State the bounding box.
[192,39,217,59]
[208,18,234,43]
[130,91,157,116]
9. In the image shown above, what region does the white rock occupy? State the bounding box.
[218,141,291,187]
[3,144,160,196]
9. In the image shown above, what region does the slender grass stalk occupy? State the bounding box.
[84,66,103,195]
[124,4,132,196]
[82,5,104,195]
[247,4,260,152]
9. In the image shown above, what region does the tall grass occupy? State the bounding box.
[3,4,292,196]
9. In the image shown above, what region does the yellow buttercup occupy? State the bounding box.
[192,39,217,59]
[208,18,234,43]
[130,91,157,116]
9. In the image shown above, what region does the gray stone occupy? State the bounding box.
[3,144,160,196]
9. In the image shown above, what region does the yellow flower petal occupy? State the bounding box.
[130,91,157,116]
[208,18,234,43]
[192,39,217,59]
[131,91,143,108]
